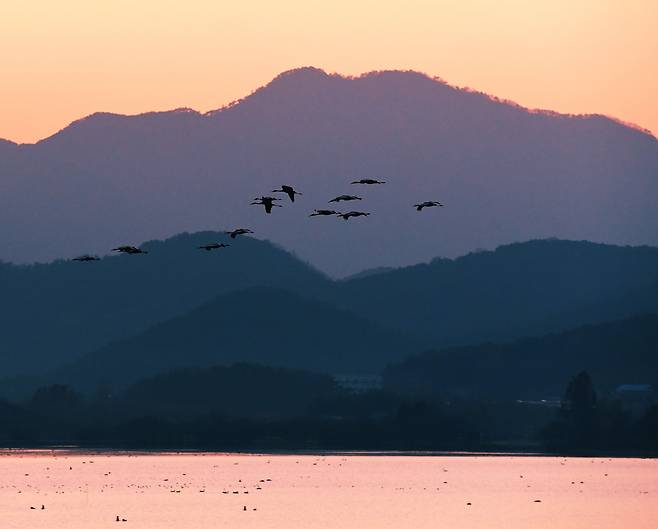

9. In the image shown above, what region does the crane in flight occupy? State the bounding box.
[226,228,254,239]
[351,178,385,185]
[329,195,362,203]
[273,185,302,202]
[198,243,230,251]
[251,196,282,214]
[112,246,148,254]
[310,209,340,217]
[414,201,444,211]
[337,211,370,220]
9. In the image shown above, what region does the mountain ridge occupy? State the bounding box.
[53,285,425,391]
[1,68,656,276]
[385,313,658,400]
[3,68,655,146]
[1,235,657,387]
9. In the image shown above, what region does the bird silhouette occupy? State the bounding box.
[414,201,444,211]
[198,243,230,251]
[309,209,340,216]
[72,255,100,262]
[351,178,385,185]
[112,246,148,254]
[251,196,282,214]
[273,185,302,202]
[226,228,254,239]
[337,211,370,220]
[329,195,362,203]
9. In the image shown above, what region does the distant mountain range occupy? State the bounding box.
[1,234,656,391]
[1,67,657,276]
[55,287,422,391]
[0,231,330,375]
[385,314,658,400]
[329,239,658,345]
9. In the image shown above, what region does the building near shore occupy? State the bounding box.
[334,374,384,394]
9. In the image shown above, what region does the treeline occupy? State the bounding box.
[541,372,658,453]
[0,364,656,454]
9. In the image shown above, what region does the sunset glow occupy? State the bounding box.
[1,0,657,144]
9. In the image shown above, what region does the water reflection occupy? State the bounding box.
[1,451,656,529]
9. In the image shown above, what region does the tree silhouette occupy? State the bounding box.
[562,371,597,416]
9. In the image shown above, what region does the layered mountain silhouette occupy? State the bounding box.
[54,287,423,391]
[330,239,658,346]
[385,314,658,400]
[1,68,657,276]
[0,231,330,375]
[1,233,656,390]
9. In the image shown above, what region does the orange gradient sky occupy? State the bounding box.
[1,0,657,144]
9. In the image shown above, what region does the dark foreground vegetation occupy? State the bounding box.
[1,364,656,455]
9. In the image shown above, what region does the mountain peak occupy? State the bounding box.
[1,69,657,276]
[271,66,331,82]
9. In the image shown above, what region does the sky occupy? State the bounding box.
[1,0,657,144]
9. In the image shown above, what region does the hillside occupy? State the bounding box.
[385,314,658,400]
[1,68,656,277]
[2,237,658,381]
[0,231,330,375]
[55,287,424,391]
[333,239,658,345]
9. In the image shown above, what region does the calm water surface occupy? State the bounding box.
[1,451,656,529]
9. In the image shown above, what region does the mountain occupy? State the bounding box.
[332,239,658,346]
[342,266,396,281]
[385,314,658,400]
[55,287,424,391]
[1,68,656,277]
[2,236,657,382]
[0,231,330,376]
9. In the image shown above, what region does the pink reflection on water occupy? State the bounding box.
[0,451,657,529]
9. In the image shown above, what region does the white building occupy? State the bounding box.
[334,374,384,394]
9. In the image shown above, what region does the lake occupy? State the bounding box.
[1,451,656,528]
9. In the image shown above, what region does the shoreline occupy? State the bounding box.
[1,445,656,459]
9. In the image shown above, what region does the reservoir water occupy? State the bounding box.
[1,451,656,528]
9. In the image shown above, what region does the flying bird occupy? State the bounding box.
[351,178,385,185]
[337,211,370,220]
[72,255,100,262]
[112,246,148,254]
[198,243,229,251]
[226,228,254,239]
[251,196,282,214]
[273,185,302,202]
[309,209,340,216]
[414,201,444,211]
[329,195,362,203]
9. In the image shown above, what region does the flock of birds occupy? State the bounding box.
[71,179,444,261]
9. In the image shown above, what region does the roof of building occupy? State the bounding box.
[615,384,653,393]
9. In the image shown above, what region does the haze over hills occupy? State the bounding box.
[1,234,656,392]
[54,287,424,392]
[385,314,658,400]
[0,231,331,375]
[1,68,657,276]
[331,239,658,346]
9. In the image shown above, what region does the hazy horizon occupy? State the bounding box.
[3,67,657,147]
[2,1,658,144]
